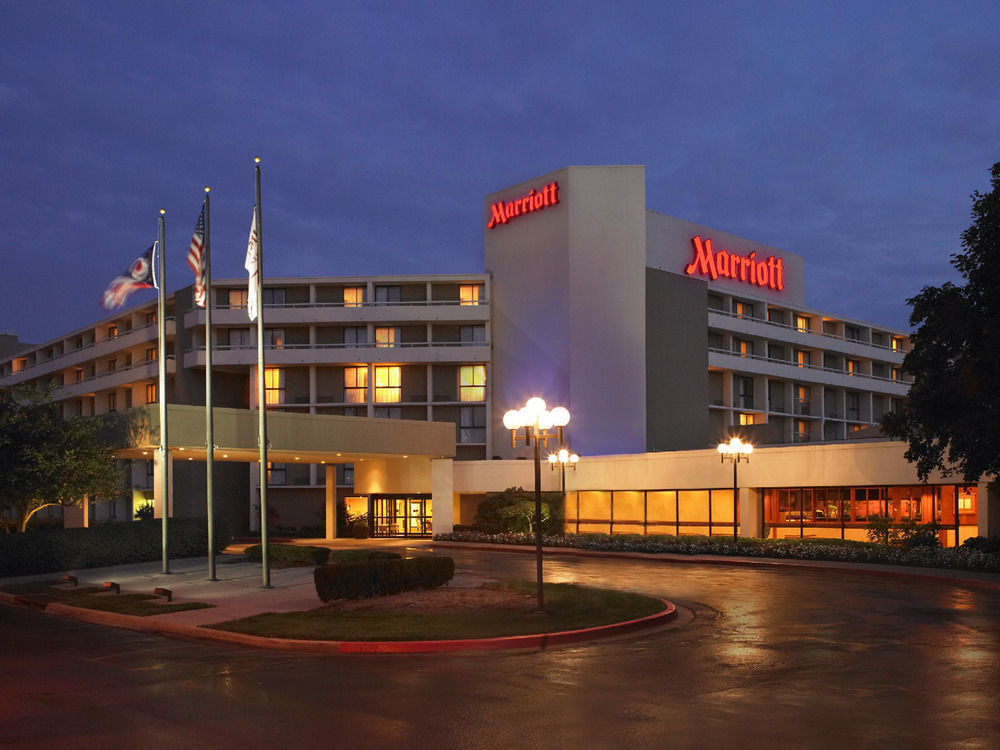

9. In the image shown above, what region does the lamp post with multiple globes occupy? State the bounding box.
[503,397,570,613]
[717,436,753,540]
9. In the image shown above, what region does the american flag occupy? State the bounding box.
[187,204,206,307]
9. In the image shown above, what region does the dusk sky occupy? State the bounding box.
[2,1,998,345]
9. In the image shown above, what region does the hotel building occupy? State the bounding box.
[1,165,996,544]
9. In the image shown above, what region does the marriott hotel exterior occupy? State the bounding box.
[1,165,996,543]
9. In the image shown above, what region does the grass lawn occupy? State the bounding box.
[1,580,215,616]
[208,581,666,641]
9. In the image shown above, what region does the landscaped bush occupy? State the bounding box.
[313,555,455,602]
[0,518,233,577]
[432,530,1000,574]
[243,543,331,567]
[962,536,1000,555]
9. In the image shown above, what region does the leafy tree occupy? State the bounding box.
[473,486,564,535]
[882,162,1000,482]
[0,386,129,532]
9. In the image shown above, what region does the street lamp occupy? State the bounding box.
[717,436,753,540]
[548,448,579,495]
[503,397,570,613]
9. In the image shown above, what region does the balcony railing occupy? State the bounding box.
[708,347,909,385]
[709,308,905,352]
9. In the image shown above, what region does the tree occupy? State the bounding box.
[0,386,128,532]
[882,162,1000,483]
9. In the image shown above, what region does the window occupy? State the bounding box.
[264,328,285,349]
[343,465,355,486]
[344,327,367,346]
[375,327,399,348]
[145,311,156,325]
[264,368,285,405]
[846,359,861,375]
[891,367,901,382]
[344,366,368,404]
[796,385,810,415]
[796,420,811,442]
[460,325,486,343]
[375,286,401,304]
[736,376,753,409]
[107,358,117,373]
[145,347,157,362]
[74,368,83,383]
[374,366,401,403]
[145,459,154,489]
[107,325,118,340]
[74,337,84,350]
[343,286,364,308]
[123,389,132,409]
[107,392,117,412]
[460,284,484,306]
[891,337,904,352]
[795,349,811,368]
[374,406,401,419]
[738,413,755,426]
[734,301,754,319]
[460,406,487,443]
[794,315,810,333]
[146,383,157,404]
[124,353,132,367]
[262,287,286,306]
[845,325,861,342]
[847,392,860,420]
[228,290,248,310]
[227,328,251,348]
[735,339,753,357]
[267,462,286,486]
[459,365,486,402]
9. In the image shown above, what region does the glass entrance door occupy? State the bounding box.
[370,494,432,538]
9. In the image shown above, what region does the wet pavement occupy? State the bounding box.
[2,543,1000,748]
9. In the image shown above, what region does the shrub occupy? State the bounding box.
[313,556,455,602]
[866,513,899,545]
[962,536,1000,555]
[243,543,330,567]
[134,503,155,521]
[0,518,233,577]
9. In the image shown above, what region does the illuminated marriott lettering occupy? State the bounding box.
[487,181,559,229]
[685,235,785,291]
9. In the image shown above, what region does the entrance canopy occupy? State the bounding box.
[117,404,457,464]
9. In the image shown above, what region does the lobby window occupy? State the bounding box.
[846,358,861,375]
[375,327,399,348]
[344,366,368,404]
[228,290,248,310]
[734,301,754,319]
[459,365,486,402]
[343,286,364,308]
[146,383,157,404]
[264,328,285,350]
[107,392,117,412]
[262,287,286,307]
[107,325,118,340]
[794,314,810,333]
[264,367,285,406]
[738,412,755,426]
[460,284,484,306]
[344,327,367,346]
[460,406,486,443]
[460,325,486,344]
[374,365,401,403]
[375,285,401,304]
[795,349,811,368]
[267,462,286,486]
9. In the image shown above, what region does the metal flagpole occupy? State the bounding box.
[203,187,217,581]
[254,157,271,588]
[157,210,170,574]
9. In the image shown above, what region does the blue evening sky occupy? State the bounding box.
[1,0,998,344]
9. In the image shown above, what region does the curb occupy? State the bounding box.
[2,591,676,654]
[432,541,1000,591]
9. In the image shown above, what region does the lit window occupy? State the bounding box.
[146,383,157,404]
[265,328,285,350]
[145,347,157,362]
[145,312,156,325]
[12,357,26,373]
[264,368,285,405]
[735,301,753,319]
[107,325,118,340]
[344,366,368,404]
[228,290,248,310]
[736,339,753,357]
[796,420,810,442]
[374,366,401,403]
[343,287,364,308]
[959,488,975,512]
[459,365,486,402]
[846,359,860,375]
[795,350,810,368]
[375,327,398,348]
[460,285,483,306]
[891,337,903,351]
[891,367,901,381]
[794,315,809,333]
[739,413,755,426]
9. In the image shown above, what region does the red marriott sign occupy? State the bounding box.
[685,235,785,291]
[487,181,559,229]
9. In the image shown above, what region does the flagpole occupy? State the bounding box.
[254,156,271,588]
[203,187,217,581]
[157,209,170,575]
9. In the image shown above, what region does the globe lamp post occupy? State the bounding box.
[717,436,753,540]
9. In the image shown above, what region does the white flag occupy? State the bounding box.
[245,207,259,322]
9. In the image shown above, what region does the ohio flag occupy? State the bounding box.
[101,243,157,310]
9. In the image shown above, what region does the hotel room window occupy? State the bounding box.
[343,286,364,308]
[460,406,487,443]
[845,325,861,342]
[891,367,901,381]
[734,301,754,319]
[794,315,810,332]
[374,406,401,419]
[891,336,904,351]
[344,327,367,346]
[227,328,251,348]
[795,349,811,368]
[736,376,753,409]
[846,358,861,375]
[146,383,157,404]
[228,290,248,310]
[847,392,861,420]
[262,287,286,307]
[264,328,285,350]
[375,327,399,348]
[107,325,118,340]
[344,366,368,404]
[264,368,285,405]
[375,286,401,304]
[107,392,116,412]
[459,365,486,402]
[736,339,753,357]
[145,347,157,362]
[374,365,401,403]
[460,325,486,343]
[738,412,755,426]
[460,284,484,306]
[796,420,811,442]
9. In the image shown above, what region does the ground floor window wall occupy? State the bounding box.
[764,484,978,546]
[564,489,737,537]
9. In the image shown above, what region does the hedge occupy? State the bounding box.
[242,545,402,568]
[314,556,455,602]
[0,518,232,577]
